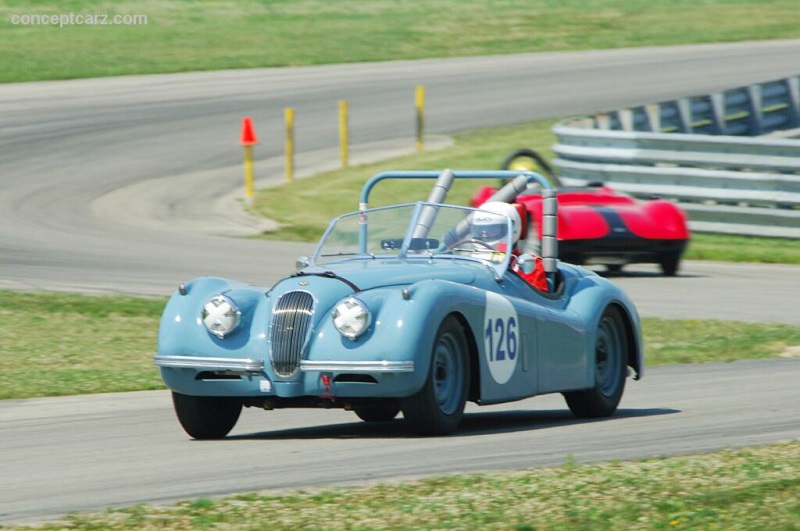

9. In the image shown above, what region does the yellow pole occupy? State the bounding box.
[239,116,258,202]
[243,145,254,201]
[285,107,295,182]
[339,99,349,167]
[415,85,425,152]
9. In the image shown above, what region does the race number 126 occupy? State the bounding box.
[485,316,517,361]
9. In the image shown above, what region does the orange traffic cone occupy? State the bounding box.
[240,117,259,146]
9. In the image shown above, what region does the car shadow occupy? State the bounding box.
[226,407,678,441]
[456,407,677,436]
[596,269,704,280]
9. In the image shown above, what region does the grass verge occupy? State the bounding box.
[686,232,800,264]
[0,291,165,400]
[250,120,800,265]
[2,0,800,83]
[3,440,799,530]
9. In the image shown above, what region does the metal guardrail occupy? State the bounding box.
[552,75,800,238]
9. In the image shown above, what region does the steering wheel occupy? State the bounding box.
[461,239,495,250]
[444,239,498,257]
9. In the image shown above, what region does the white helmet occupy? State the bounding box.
[471,201,521,247]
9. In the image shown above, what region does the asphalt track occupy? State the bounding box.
[2,359,799,525]
[2,41,800,524]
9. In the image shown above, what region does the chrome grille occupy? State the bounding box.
[269,291,315,377]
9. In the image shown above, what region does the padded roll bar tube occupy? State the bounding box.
[441,174,531,246]
[485,174,531,203]
[412,168,455,238]
[541,189,558,289]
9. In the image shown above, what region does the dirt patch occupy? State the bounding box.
[779,345,800,358]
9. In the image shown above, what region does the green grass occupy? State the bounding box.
[3,440,799,530]
[0,291,165,399]
[3,289,799,400]
[644,318,800,365]
[685,232,800,264]
[2,0,800,83]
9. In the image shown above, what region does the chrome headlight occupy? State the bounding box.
[332,297,370,340]
[201,294,241,339]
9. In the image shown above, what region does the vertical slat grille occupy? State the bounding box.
[270,291,315,377]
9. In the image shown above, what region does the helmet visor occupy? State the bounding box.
[471,222,507,242]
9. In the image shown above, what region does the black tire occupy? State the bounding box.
[353,402,401,422]
[659,251,681,276]
[171,392,242,440]
[563,307,627,418]
[499,148,556,177]
[401,316,469,436]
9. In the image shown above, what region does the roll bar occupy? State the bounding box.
[358,169,558,289]
[358,169,553,208]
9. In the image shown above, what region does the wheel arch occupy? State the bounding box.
[608,302,643,380]
[449,310,482,403]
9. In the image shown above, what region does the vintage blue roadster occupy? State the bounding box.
[154,170,643,438]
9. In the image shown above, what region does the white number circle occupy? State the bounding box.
[483,292,519,384]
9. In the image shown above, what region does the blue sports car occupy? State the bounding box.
[154,170,643,438]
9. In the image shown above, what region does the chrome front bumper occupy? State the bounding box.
[300,360,414,373]
[153,355,265,374]
[154,355,414,374]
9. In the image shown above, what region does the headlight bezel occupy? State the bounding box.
[332,297,371,340]
[200,294,242,339]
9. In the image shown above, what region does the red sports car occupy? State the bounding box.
[470,148,690,276]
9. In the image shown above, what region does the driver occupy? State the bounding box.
[472,201,547,291]
[471,201,520,249]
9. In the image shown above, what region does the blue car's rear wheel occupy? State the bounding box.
[563,306,627,418]
[172,392,242,440]
[401,316,469,436]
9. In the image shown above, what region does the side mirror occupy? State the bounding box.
[295,256,309,270]
[516,253,537,275]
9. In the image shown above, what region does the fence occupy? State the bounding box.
[552,75,800,238]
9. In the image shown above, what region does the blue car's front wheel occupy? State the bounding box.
[401,315,469,436]
[172,392,242,440]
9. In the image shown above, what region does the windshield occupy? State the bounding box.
[311,202,514,279]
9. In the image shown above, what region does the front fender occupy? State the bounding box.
[306,279,487,397]
[157,276,267,358]
[566,271,644,380]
